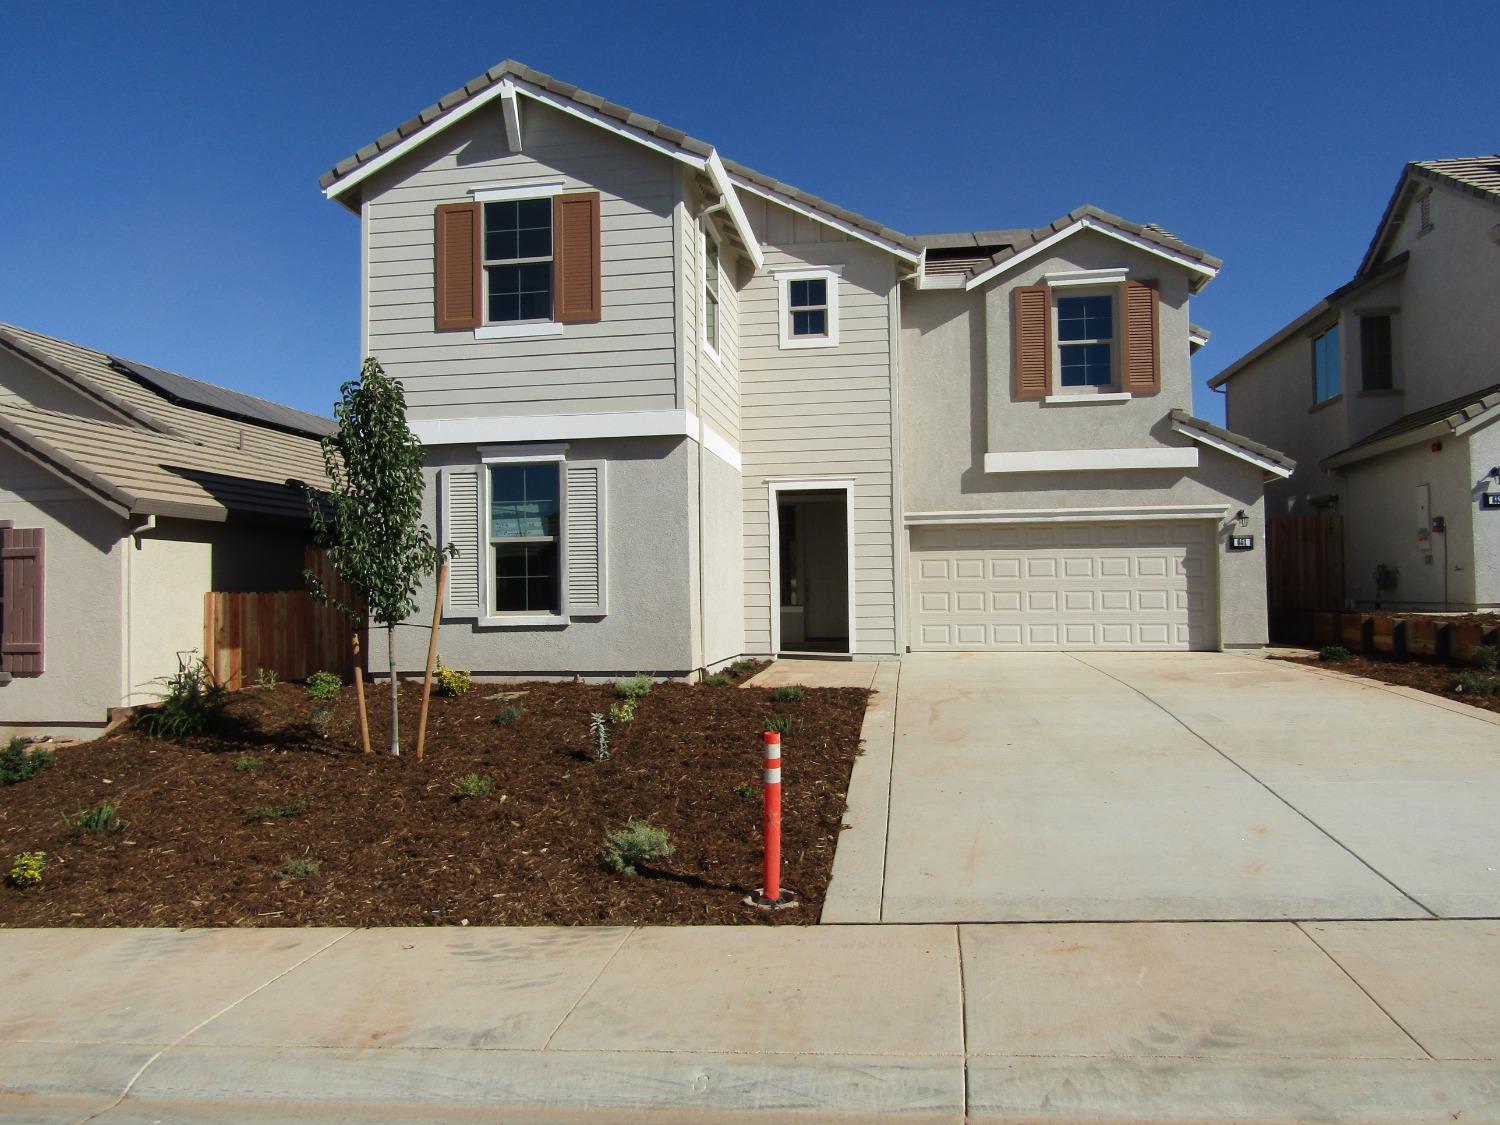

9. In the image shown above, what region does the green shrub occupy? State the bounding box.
[609,698,637,724]
[1457,670,1500,695]
[734,781,756,799]
[255,667,279,691]
[702,673,732,687]
[1474,645,1499,672]
[278,856,321,879]
[305,671,342,701]
[772,685,805,703]
[138,655,227,738]
[0,739,53,785]
[493,703,523,725]
[434,657,473,698]
[602,819,675,874]
[63,802,121,835]
[234,753,261,772]
[453,772,493,799]
[764,715,803,736]
[728,659,758,675]
[590,712,611,761]
[8,851,45,889]
[615,673,653,700]
[1319,645,1353,663]
[246,797,311,820]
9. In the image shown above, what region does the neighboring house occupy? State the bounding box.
[0,324,332,737]
[319,60,1290,676]
[1211,157,1500,611]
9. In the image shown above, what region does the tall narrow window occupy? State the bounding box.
[703,229,720,355]
[484,199,553,323]
[788,278,828,339]
[489,464,560,614]
[1313,325,1342,403]
[1056,294,1114,388]
[1360,315,1394,391]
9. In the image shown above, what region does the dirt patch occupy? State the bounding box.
[0,667,869,927]
[1276,652,1500,715]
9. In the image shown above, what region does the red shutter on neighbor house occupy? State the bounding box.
[1122,279,1161,396]
[1,527,44,676]
[434,202,483,331]
[553,191,602,323]
[1013,284,1051,400]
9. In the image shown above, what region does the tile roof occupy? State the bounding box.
[1359,155,1500,274]
[1168,409,1296,473]
[1322,382,1500,468]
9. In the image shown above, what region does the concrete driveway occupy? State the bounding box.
[824,652,1500,923]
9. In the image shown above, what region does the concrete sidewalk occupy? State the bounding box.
[5,921,1500,1122]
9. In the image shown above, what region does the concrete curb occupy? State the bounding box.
[1276,657,1500,727]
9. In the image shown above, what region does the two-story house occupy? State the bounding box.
[1211,157,1500,612]
[320,60,1290,677]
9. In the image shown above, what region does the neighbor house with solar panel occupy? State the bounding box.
[0,324,333,737]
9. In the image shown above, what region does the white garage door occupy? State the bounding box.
[909,521,1218,651]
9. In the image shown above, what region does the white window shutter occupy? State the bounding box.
[441,466,484,617]
[563,460,607,616]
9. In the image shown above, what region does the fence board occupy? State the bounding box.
[1266,516,1344,645]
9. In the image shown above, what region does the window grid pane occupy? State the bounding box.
[1059,343,1113,387]
[490,465,560,539]
[1057,295,1113,342]
[483,199,553,323]
[494,542,559,614]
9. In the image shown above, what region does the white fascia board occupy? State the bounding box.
[966,218,1219,292]
[1189,328,1211,349]
[410,409,697,447]
[500,80,523,151]
[727,172,921,264]
[1044,267,1128,288]
[913,272,967,289]
[1321,419,1451,470]
[1169,420,1294,479]
[699,419,742,470]
[983,447,1200,474]
[706,151,765,271]
[905,503,1230,526]
[1452,407,1500,439]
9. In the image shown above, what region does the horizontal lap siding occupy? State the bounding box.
[365,102,678,420]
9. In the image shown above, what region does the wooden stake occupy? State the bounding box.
[415,561,448,762]
[351,627,372,754]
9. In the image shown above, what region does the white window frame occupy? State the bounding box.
[473,179,567,341]
[701,224,722,365]
[479,444,568,627]
[776,267,841,350]
[1052,284,1121,396]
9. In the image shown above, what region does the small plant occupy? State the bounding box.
[764,714,803,736]
[63,802,122,835]
[589,712,611,761]
[602,818,675,874]
[255,667,279,691]
[772,685,805,703]
[734,781,756,799]
[615,673,653,700]
[1474,645,1499,672]
[493,703,523,725]
[234,753,262,772]
[305,670,343,701]
[246,797,311,820]
[453,772,493,799]
[702,673,732,687]
[1456,670,1500,694]
[609,698,637,724]
[729,659,758,675]
[278,856,321,879]
[1319,645,1352,663]
[309,704,336,736]
[1,738,53,785]
[8,851,45,889]
[138,653,227,738]
[434,657,473,698]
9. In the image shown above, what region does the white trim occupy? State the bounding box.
[1188,328,1211,350]
[768,479,857,657]
[776,267,841,350]
[914,272,967,289]
[905,504,1230,526]
[1044,392,1133,405]
[1169,420,1295,479]
[478,614,568,629]
[727,171,921,264]
[499,80,523,151]
[983,447,1200,473]
[966,217,1219,292]
[474,321,564,341]
[771,263,845,278]
[1452,409,1500,440]
[468,178,565,202]
[479,443,569,464]
[411,409,697,446]
[705,151,765,271]
[700,421,742,471]
[1044,267,1128,288]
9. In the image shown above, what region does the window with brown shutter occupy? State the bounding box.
[434,202,482,331]
[553,192,602,323]
[1,527,44,677]
[1013,284,1052,399]
[1121,279,1161,396]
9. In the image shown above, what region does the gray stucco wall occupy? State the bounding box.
[1471,423,1500,608]
[694,445,745,668]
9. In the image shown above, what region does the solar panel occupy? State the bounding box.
[108,357,337,439]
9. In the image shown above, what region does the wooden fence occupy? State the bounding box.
[203,549,363,689]
[1266,516,1345,644]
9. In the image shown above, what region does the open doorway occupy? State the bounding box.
[772,485,852,655]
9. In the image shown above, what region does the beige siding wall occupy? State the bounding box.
[738,195,900,656]
[363,100,679,420]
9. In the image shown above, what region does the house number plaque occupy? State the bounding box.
[1228,535,1255,551]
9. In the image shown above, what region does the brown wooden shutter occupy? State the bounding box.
[1,527,44,676]
[1122,279,1161,395]
[553,191,602,323]
[434,202,482,331]
[1013,284,1051,400]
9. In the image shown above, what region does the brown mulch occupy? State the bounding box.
[0,668,870,927]
[1276,652,1500,714]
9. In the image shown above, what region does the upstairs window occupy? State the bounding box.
[776,268,840,349]
[484,199,553,324]
[489,463,560,614]
[703,229,720,357]
[1360,314,1394,391]
[1056,294,1115,388]
[788,278,829,339]
[1313,325,1342,403]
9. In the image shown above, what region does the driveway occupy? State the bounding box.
[824,652,1500,923]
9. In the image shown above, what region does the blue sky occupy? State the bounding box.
[4,2,1497,426]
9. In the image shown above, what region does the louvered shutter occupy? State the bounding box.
[553,192,602,323]
[1122,279,1162,396]
[562,460,607,616]
[1013,284,1051,399]
[435,202,483,331]
[1,527,44,676]
[441,467,484,617]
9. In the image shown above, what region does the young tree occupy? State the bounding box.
[308,357,452,756]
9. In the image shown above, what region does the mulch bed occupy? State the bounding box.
[1276,652,1500,715]
[0,667,870,927]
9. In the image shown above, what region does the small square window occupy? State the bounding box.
[779,272,838,348]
